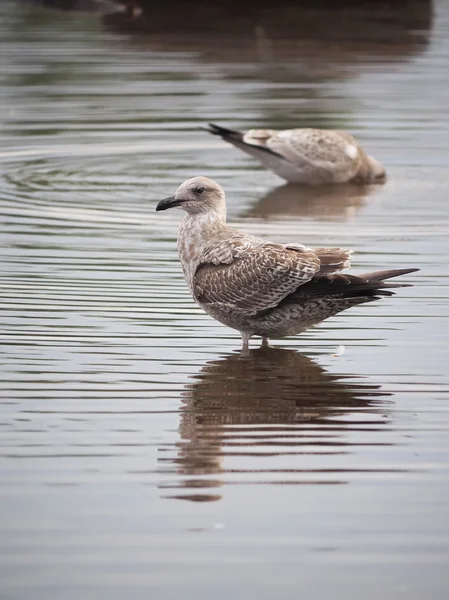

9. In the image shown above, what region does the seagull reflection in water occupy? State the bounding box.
[244,182,380,221]
[159,347,392,502]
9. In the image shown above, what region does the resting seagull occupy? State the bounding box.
[156,176,417,353]
[204,123,386,185]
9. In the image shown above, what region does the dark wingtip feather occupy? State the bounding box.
[201,122,285,159]
[361,268,420,282]
[285,268,419,304]
[201,122,242,139]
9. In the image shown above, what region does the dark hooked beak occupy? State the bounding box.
[156,196,184,211]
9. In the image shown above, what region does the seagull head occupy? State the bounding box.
[156,176,226,216]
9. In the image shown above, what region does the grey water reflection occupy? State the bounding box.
[243,183,380,221]
[161,348,392,502]
[106,0,432,63]
[106,0,432,133]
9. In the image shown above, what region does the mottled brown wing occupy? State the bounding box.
[194,244,320,313]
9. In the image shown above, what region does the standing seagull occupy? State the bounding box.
[204,123,386,185]
[156,177,417,353]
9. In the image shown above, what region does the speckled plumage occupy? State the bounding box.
[204,123,386,185]
[156,177,417,352]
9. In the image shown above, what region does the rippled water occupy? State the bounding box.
[1,1,449,598]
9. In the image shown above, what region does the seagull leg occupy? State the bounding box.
[241,332,250,356]
[261,336,270,348]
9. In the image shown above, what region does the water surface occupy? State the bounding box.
[1,1,449,598]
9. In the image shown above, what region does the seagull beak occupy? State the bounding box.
[156,196,179,211]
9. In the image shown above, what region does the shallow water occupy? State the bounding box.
[1,1,449,598]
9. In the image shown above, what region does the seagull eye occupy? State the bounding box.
[195,186,205,194]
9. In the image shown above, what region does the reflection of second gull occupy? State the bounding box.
[159,347,392,502]
[244,182,379,220]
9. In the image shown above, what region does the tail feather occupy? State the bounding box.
[314,247,353,275]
